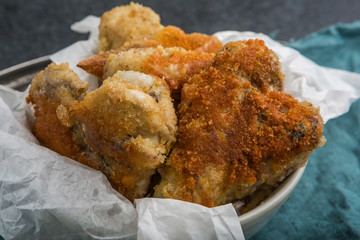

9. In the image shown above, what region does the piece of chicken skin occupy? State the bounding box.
[153,40,324,208]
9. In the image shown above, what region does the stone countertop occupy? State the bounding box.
[1,0,360,70]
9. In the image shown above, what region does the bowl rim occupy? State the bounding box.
[238,166,305,224]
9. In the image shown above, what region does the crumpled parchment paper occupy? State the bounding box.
[1,15,360,240]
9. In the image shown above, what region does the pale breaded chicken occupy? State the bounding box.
[98,2,163,52]
[71,71,177,200]
[27,63,177,201]
[153,40,324,208]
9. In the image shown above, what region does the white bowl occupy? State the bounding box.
[239,166,305,238]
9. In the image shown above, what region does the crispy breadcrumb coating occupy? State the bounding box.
[154,40,324,207]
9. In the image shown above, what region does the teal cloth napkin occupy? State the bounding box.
[252,21,360,239]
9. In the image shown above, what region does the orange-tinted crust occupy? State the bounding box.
[154,25,223,53]
[26,94,80,159]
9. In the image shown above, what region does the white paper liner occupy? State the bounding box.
[1,15,360,239]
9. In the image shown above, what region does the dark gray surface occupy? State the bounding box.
[1,0,360,71]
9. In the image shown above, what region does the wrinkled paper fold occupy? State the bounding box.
[1,15,360,239]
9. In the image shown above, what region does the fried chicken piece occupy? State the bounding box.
[103,46,214,96]
[26,63,89,159]
[98,2,163,52]
[27,63,177,201]
[154,40,324,208]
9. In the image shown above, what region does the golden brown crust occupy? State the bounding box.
[154,40,323,207]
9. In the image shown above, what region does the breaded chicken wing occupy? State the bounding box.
[78,46,215,102]
[27,63,177,201]
[154,40,324,208]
